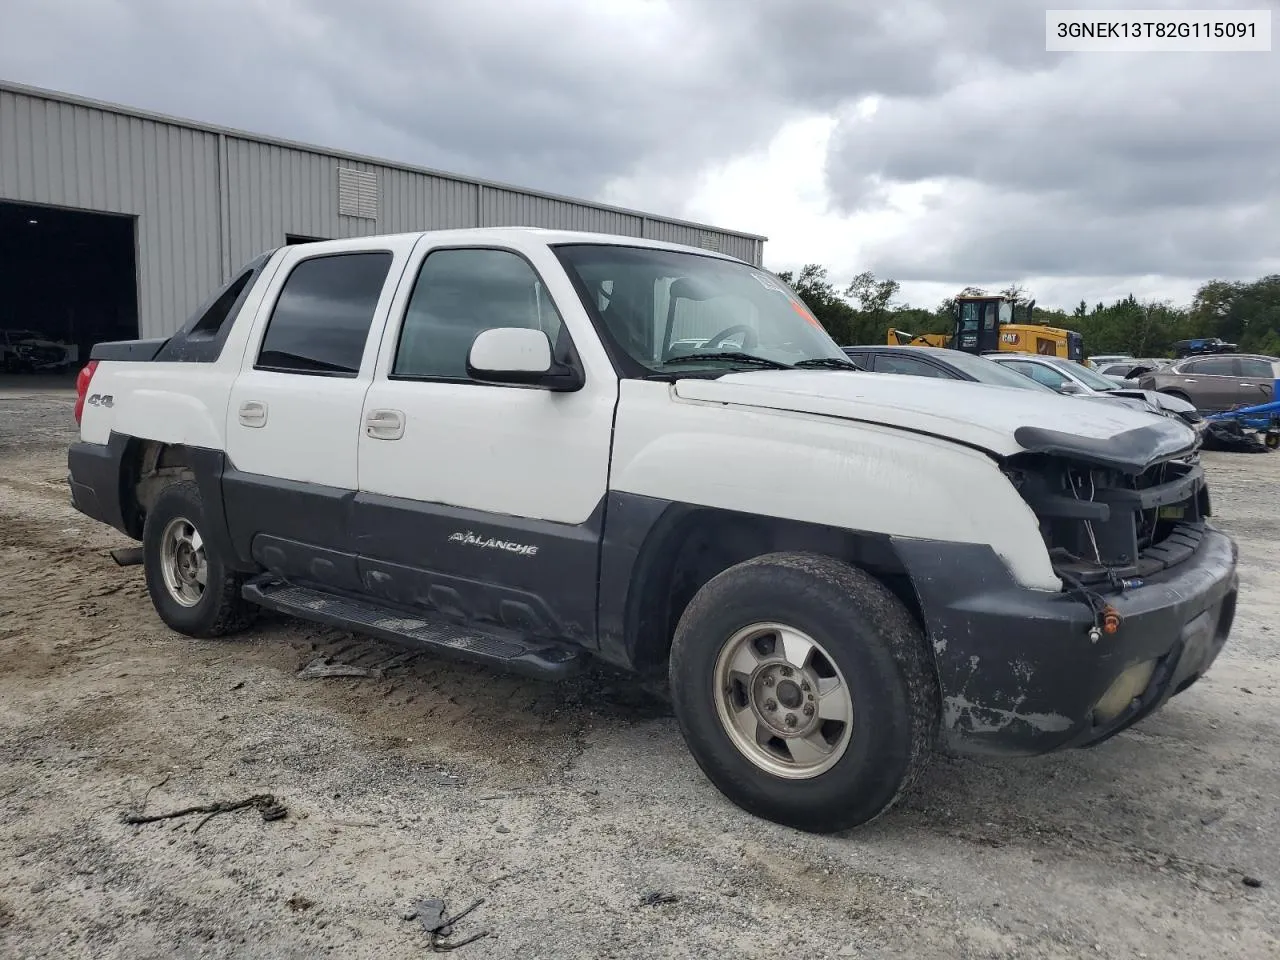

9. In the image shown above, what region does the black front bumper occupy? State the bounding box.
[893,525,1239,757]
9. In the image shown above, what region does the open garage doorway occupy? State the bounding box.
[0,201,137,380]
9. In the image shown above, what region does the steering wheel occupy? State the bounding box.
[703,324,758,350]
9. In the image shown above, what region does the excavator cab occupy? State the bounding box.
[950,293,1084,361]
[953,295,1014,354]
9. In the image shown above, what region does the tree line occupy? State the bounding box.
[773,265,1280,359]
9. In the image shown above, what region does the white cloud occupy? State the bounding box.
[1,0,1275,314]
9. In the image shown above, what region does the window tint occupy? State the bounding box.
[1239,358,1275,379]
[256,252,392,376]
[394,248,564,380]
[1006,361,1068,388]
[1183,357,1236,376]
[874,354,952,378]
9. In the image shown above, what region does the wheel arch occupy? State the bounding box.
[115,433,253,572]
[599,497,928,675]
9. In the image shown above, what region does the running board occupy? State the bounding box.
[242,580,585,680]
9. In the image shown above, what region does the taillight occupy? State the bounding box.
[74,360,99,425]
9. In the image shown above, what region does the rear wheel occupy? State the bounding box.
[668,552,938,833]
[143,480,255,638]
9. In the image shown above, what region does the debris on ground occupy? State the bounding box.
[639,891,680,907]
[121,792,288,833]
[286,894,315,911]
[1242,876,1264,888]
[405,897,490,952]
[1201,421,1273,453]
[297,656,380,680]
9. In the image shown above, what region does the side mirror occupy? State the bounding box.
[466,327,583,392]
[1057,381,1082,395]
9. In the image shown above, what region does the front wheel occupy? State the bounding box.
[668,552,938,833]
[142,480,256,638]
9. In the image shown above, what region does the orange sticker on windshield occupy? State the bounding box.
[790,298,824,329]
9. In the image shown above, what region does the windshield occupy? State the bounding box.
[936,350,1056,391]
[553,244,850,375]
[1047,357,1118,391]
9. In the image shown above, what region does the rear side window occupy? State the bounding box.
[1183,357,1236,376]
[191,269,254,339]
[1239,358,1275,379]
[873,354,951,378]
[256,252,392,376]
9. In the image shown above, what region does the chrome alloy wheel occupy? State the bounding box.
[712,622,854,779]
[159,516,207,608]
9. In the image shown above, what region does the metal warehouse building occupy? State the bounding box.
[0,80,766,364]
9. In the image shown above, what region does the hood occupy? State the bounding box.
[1110,387,1196,415]
[673,370,1198,472]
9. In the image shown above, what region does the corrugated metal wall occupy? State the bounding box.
[0,83,766,339]
[0,89,224,337]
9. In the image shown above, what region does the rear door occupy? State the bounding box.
[221,237,417,591]
[1234,357,1278,408]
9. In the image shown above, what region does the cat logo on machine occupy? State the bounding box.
[1001,332,1020,345]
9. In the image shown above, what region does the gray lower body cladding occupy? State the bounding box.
[893,528,1238,758]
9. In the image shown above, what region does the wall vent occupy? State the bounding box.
[698,232,721,252]
[337,167,378,220]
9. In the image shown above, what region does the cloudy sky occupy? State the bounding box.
[3,0,1278,311]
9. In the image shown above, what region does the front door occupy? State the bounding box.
[352,241,618,645]
[222,238,416,590]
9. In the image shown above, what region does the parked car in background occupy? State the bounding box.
[1096,358,1173,384]
[1086,353,1132,370]
[985,352,1205,433]
[842,345,1061,392]
[1173,337,1237,359]
[1138,354,1280,413]
[0,328,79,372]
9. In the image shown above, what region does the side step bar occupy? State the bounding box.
[242,580,585,680]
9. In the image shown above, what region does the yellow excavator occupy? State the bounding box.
[888,293,1084,362]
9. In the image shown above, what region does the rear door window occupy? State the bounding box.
[1238,358,1275,379]
[873,354,951,378]
[256,252,393,376]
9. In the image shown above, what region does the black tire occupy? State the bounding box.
[142,480,256,638]
[668,552,938,833]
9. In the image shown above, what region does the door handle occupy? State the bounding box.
[365,408,405,440]
[238,400,267,428]
[1182,379,1197,384]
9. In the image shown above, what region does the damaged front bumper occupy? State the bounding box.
[892,524,1239,758]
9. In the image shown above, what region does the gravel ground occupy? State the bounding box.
[1,379,1278,960]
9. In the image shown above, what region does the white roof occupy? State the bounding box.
[283,226,752,263]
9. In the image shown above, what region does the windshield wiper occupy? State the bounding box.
[664,352,794,370]
[793,358,862,370]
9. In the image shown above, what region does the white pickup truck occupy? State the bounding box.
[68,228,1239,833]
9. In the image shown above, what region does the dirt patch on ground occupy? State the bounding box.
[2,388,1278,959]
